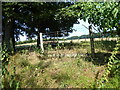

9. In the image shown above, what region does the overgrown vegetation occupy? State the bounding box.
[1,46,20,88]
[2,40,119,88]
[98,38,120,88]
[1,2,120,89]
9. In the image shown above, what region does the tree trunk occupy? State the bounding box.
[12,31,15,52]
[89,25,95,58]
[3,17,14,53]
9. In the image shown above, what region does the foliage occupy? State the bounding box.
[2,2,78,40]
[56,2,120,36]
[32,45,43,54]
[2,2,78,52]
[98,38,120,88]
[95,40,117,52]
[1,46,20,88]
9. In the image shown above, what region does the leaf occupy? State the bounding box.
[112,8,118,18]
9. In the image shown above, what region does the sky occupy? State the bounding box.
[68,19,89,37]
[19,19,90,41]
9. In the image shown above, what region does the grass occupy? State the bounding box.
[103,75,119,88]
[8,51,104,88]
[6,40,119,88]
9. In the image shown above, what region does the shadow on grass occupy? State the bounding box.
[95,40,116,52]
[85,52,112,65]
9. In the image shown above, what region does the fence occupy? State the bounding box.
[36,30,119,58]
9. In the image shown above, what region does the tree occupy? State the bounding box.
[2,2,79,52]
[2,2,28,52]
[17,2,79,47]
[57,2,120,35]
[56,2,120,57]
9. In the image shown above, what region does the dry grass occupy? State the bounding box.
[16,37,118,46]
[5,39,119,88]
[27,52,41,65]
[8,49,106,88]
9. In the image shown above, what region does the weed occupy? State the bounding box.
[19,59,30,67]
[19,49,29,54]
[1,48,20,88]
[6,40,119,88]
[47,44,53,50]
[97,38,120,88]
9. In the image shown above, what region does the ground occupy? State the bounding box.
[9,51,106,88]
[4,40,119,88]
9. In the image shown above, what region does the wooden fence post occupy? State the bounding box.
[89,25,95,58]
[39,32,44,53]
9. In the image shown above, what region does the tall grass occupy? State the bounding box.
[6,49,105,88]
[3,40,119,88]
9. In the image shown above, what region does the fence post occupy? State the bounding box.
[39,32,44,53]
[89,25,95,58]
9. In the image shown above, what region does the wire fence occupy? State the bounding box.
[15,31,119,59]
